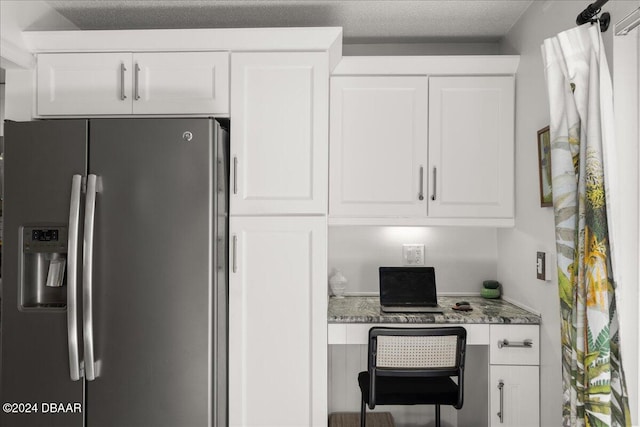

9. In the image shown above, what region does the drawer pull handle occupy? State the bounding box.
[498,339,533,349]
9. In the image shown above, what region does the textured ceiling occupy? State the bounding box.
[44,0,535,43]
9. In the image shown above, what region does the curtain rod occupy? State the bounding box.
[576,0,611,32]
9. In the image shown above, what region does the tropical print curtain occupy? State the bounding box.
[542,24,631,427]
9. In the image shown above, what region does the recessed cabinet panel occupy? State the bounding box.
[228,217,327,427]
[231,52,328,214]
[330,76,428,216]
[37,53,133,115]
[490,365,540,427]
[133,52,229,114]
[428,76,515,218]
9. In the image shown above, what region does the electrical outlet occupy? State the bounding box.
[403,244,425,266]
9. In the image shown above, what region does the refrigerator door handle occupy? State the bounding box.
[83,174,99,381]
[67,174,84,381]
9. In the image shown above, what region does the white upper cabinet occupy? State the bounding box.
[329,71,515,226]
[428,76,514,219]
[37,53,133,115]
[132,52,229,115]
[230,52,329,215]
[36,51,229,116]
[330,76,428,217]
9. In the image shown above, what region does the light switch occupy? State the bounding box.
[536,252,546,280]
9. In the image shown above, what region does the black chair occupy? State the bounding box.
[358,327,467,427]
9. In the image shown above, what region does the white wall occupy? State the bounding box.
[0,82,5,136]
[613,8,640,424]
[498,1,639,425]
[344,42,501,56]
[0,0,77,69]
[0,1,77,121]
[328,226,498,295]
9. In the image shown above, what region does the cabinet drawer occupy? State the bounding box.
[490,325,539,365]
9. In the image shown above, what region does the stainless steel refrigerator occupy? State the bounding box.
[1,118,229,427]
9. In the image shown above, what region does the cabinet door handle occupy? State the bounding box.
[120,63,127,101]
[431,167,437,201]
[497,380,504,423]
[232,235,238,273]
[498,339,533,349]
[233,157,238,195]
[418,166,424,201]
[134,63,141,100]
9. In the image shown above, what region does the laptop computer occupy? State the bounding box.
[379,266,443,313]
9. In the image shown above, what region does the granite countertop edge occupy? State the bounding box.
[327,296,541,325]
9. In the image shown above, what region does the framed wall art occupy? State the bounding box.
[537,126,553,207]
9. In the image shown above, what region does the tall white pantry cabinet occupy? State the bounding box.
[228,52,329,427]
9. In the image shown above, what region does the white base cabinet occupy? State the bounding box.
[489,325,540,427]
[490,365,540,427]
[228,216,327,427]
[36,51,229,115]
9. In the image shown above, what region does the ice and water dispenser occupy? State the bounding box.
[20,226,68,310]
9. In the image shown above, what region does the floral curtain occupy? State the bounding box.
[542,24,631,427]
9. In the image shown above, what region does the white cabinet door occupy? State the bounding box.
[428,76,515,218]
[329,76,428,216]
[37,53,133,115]
[490,365,540,427]
[230,52,328,215]
[228,216,327,427]
[132,52,229,114]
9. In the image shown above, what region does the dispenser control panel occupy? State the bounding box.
[23,226,67,253]
[32,229,59,241]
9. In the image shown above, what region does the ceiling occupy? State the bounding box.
[44,0,536,44]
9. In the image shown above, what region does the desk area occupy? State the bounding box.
[328,295,540,324]
[328,296,541,427]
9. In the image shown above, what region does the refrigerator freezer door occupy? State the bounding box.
[86,119,217,426]
[1,120,86,427]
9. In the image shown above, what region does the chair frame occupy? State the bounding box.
[360,326,467,427]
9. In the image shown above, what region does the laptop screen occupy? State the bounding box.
[379,267,437,307]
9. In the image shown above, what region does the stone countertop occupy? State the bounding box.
[328,296,540,325]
